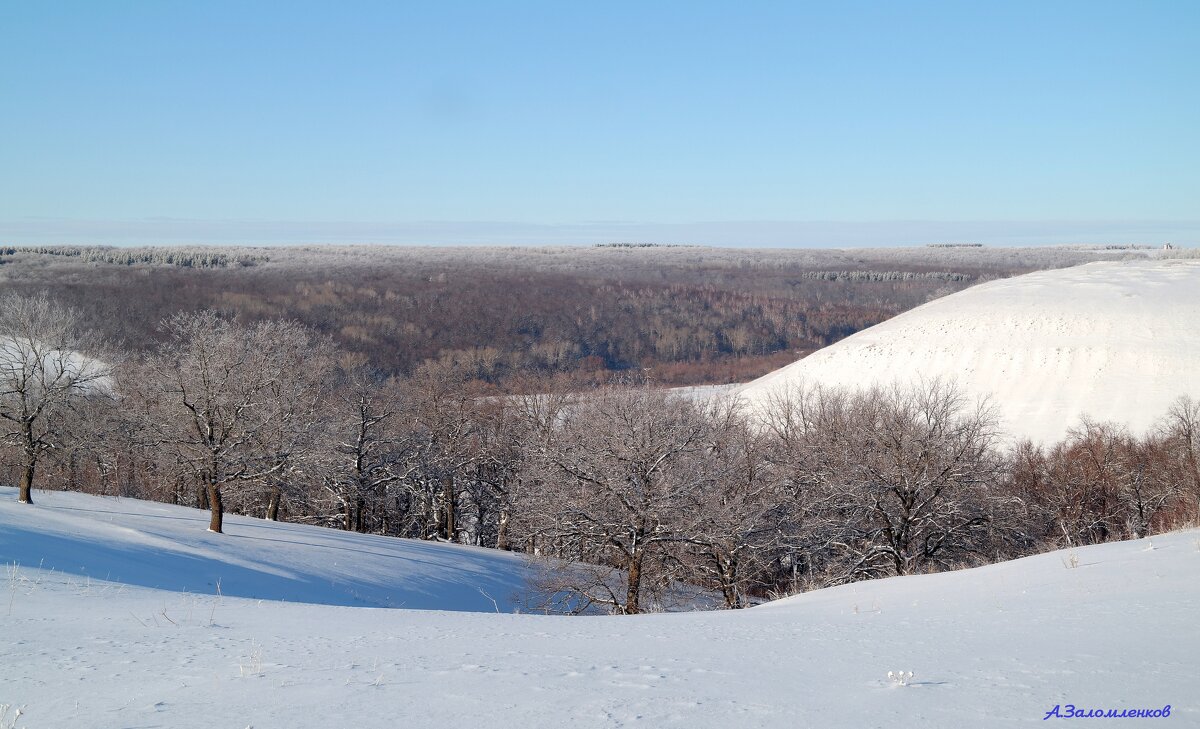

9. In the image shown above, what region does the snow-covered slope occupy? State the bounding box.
[0,488,537,612]
[737,260,1200,444]
[3,488,1197,727]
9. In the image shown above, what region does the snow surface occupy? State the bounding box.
[736,260,1200,444]
[0,489,538,613]
[3,487,1197,727]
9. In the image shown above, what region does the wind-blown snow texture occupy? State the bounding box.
[737,260,1200,444]
[2,487,1197,727]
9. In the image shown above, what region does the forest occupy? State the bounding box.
[0,243,1159,387]
[3,246,1197,612]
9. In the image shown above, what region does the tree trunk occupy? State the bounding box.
[67,449,78,491]
[441,473,456,542]
[207,482,224,533]
[720,556,740,609]
[266,488,281,521]
[18,459,36,504]
[625,553,643,615]
[496,508,510,551]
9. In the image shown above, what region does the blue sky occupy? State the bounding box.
[1,1,1197,246]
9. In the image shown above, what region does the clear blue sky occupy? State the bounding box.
[2,1,1197,246]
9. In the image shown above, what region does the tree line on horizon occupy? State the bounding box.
[3,293,1198,614]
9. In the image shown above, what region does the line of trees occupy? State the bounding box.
[1,245,268,267]
[3,294,1197,613]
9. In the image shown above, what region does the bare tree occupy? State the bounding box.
[764,379,1003,583]
[680,397,785,608]
[453,396,528,548]
[403,362,481,542]
[759,383,858,589]
[244,324,336,522]
[1026,419,1186,545]
[1161,395,1200,521]
[1041,419,1129,546]
[319,366,415,532]
[0,293,111,504]
[136,311,329,533]
[1114,435,1178,538]
[528,382,715,614]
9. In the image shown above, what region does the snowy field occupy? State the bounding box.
[737,260,1200,444]
[3,487,1196,728]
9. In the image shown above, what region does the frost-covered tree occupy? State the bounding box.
[528,382,715,614]
[402,362,484,542]
[0,293,111,504]
[765,380,1003,583]
[135,312,329,533]
[321,366,413,532]
[679,397,785,608]
[244,326,336,522]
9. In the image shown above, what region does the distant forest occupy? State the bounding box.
[0,243,1162,388]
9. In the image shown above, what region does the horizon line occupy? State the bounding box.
[3,217,1199,248]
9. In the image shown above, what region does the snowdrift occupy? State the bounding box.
[736,260,1200,444]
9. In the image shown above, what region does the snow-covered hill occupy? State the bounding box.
[736,260,1200,444]
[3,487,1197,727]
[0,488,538,612]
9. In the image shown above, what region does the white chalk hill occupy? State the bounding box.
[737,260,1200,444]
